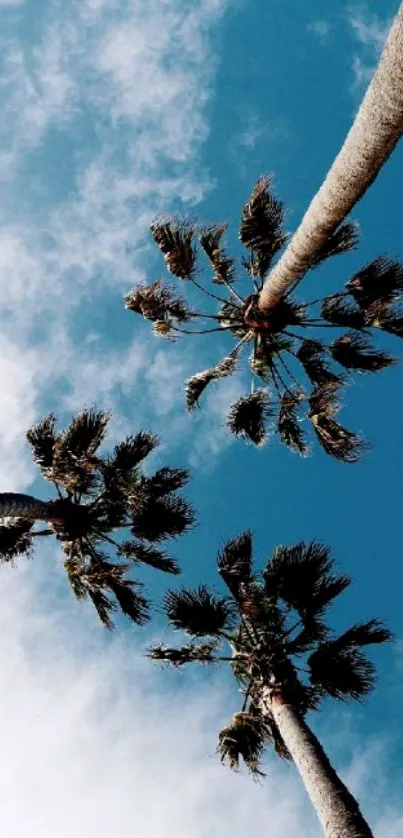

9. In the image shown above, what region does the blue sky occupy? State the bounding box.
[0,0,402,835]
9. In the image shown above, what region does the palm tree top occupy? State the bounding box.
[149,532,392,774]
[0,409,195,629]
[125,177,403,463]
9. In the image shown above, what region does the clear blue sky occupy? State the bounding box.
[0,1,402,835]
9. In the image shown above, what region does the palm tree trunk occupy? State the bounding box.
[263,688,374,838]
[0,492,53,521]
[259,2,403,312]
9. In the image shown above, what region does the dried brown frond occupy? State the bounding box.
[185,354,238,411]
[308,383,368,463]
[125,280,191,324]
[199,225,235,285]
[240,177,286,275]
[151,220,196,279]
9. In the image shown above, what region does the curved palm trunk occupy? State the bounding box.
[259,2,403,311]
[0,492,53,522]
[264,689,374,838]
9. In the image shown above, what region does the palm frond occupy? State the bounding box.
[148,641,218,667]
[26,414,57,477]
[227,389,273,446]
[125,280,192,324]
[50,410,108,493]
[250,334,294,382]
[199,225,235,284]
[218,711,270,775]
[308,384,368,463]
[264,542,350,638]
[139,467,189,498]
[0,521,33,562]
[330,619,393,649]
[308,644,376,701]
[307,222,359,269]
[108,432,159,475]
[364,300,403,336]
[65,557,149,628]
[151,220,196,279]
[217,531,253,598]
[297,340,343,386]
[321,296,366,329]
[347,256,403,307]
[118,541,180,575]
[330,332,397,372]
[240,177,286,275]
[131,493,195,542]
[278,390,308,455]
[163,585,234,637]
[186,354,238,411]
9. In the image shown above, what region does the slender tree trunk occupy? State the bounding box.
[259,2,403,311]
[0,492,53,521]
[262,688,374,838]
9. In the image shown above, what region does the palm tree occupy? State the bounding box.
[0,409,194,628]
[126,179,403,461]
[149,534,391,838]
[259,2,403,310]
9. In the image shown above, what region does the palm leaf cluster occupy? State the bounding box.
[125,177,403,462]
[149,533,391,774]
[0,410,194,628]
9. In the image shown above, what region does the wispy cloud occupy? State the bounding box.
[307,20,331,42]
[347,5,392,90]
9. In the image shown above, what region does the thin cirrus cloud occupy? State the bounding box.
[0,0,236,484]
[347,4,392,89]
[0,552,401,837]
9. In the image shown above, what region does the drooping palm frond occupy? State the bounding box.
[217,531,253,597]
[199,225,235,285]
[308,645,375,702]
[227,389,273,445]
[308,384,368,463]
[151,221,196,279]
[0,521,34,562]
[148,641,218,667]
[26,414,57,477]
[130,493,195,542]
[347,256,403,307]
[125,280,192,324]
[186,354,238,411]
[250,334,294,382]
[297,340,343,386]
[240,177,287,276]
[307,222,359,270]
[118,541,180,575]
[277,390,308,455]
[65,557,150,628]
[330,332,396,372]
[217,711,272,775]
[107,432,159,475]
[163,585,234,637]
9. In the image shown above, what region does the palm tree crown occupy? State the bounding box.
[0,410,194,628]
[125,178,403,463]
[149,533,391,774]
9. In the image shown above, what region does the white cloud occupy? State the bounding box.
[0,556,400,837]
[347,6,392,90]
[307,20,331,41]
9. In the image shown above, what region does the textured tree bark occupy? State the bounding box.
[0,492,53,521]
[259,2,403,311]
[264,690,374,838]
